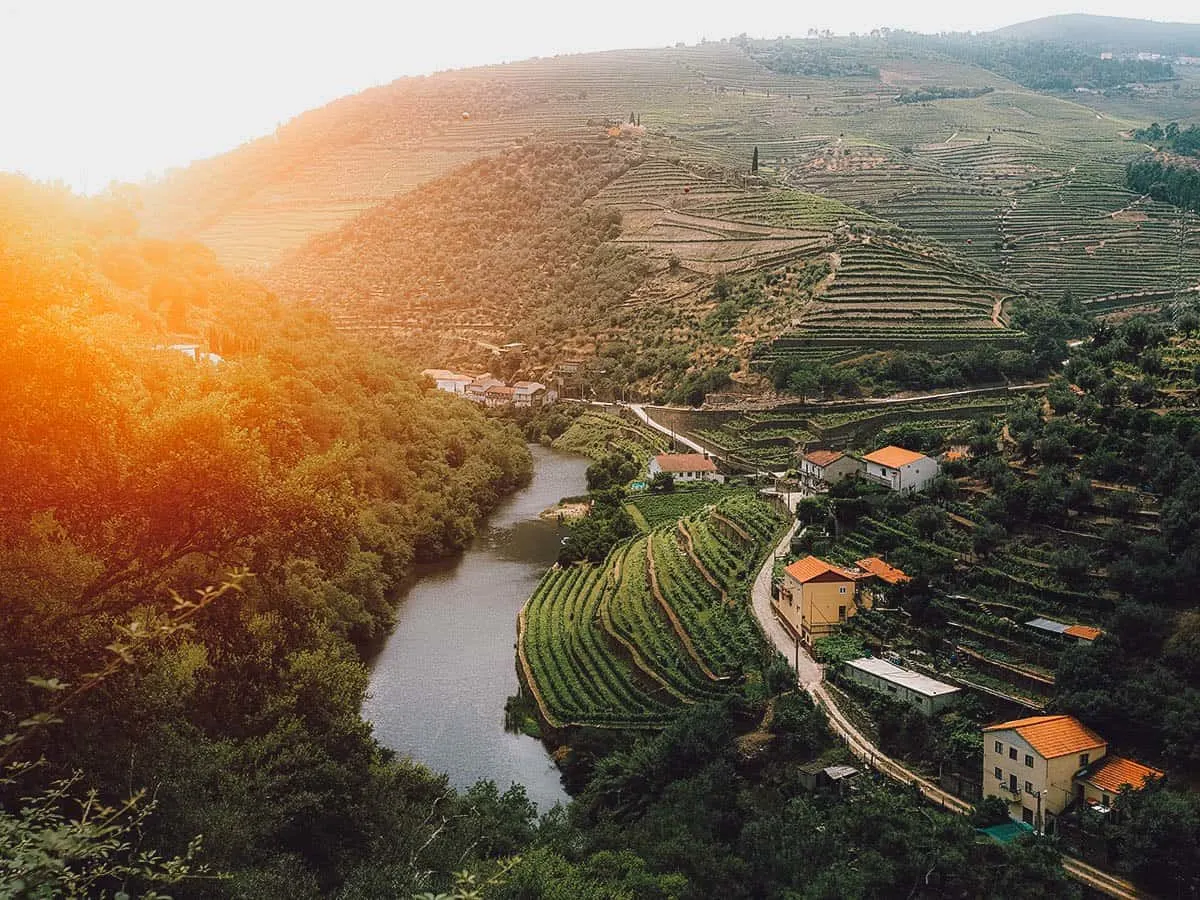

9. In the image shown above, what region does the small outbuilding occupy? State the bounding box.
[843,657,960,715]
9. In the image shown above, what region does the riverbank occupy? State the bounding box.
[362,444,589,812]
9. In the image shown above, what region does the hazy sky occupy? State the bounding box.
[3,0,1199,191]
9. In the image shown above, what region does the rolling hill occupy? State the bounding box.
[992,14,1200,55]
[140,30,1200,401]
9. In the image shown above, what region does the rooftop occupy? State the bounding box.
[804,449,845,467]
[1027,617,1069,634]
[862,445,928,469]
[855,556,910,585]
[653,453,717,473]
[512,381,547,393]
[422,368,472,382]
[1065,624,1103,641]
[784,555,859,584]
[1081,755,1163,794]
[984,715,1106,759]
[845,657,960,698]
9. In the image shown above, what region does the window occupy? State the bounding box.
[1022,808,1034,825]
[1102,793,1110,806]
[1079,753,1090,767]
[1009,747,1017,761]
[994,767,1003,780]
[1025,781,1034,794]
[994,741,1003,754]
[838,606,847,621]
[1025,754,1034,768]
[839,586,847,594]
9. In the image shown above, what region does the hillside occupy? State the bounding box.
[267,133,1040,401]
[993,14,1200,55]
[145,34,1200,402]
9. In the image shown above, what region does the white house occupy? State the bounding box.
[648,453,723,483]
[860,445,939,494]
[798,449,860,486]
[843,657,960,715]
[466,376,505,404]
[422,369,473,395]
[511,381,548,408]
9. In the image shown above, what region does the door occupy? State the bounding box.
[1009,773,1018,794]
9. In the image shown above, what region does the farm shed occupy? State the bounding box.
[843,657,960,715]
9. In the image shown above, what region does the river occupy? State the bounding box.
[363,443,587,812]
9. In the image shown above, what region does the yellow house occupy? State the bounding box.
[774,556,867,646]
[983,715,1107,832]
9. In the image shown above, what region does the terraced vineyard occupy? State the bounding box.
[518,492,786,727]
[667,390,1026,469]
[551,410,670,466]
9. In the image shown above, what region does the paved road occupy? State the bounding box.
[750,521,823,686]
[745,522,1145,899]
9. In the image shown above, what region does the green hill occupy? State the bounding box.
[993,14,1200,55]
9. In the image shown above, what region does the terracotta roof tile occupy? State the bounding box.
[1065,624,1103,641]
[653,453,717,473]
[1081,755,1163,794]
[855,557,910,585]
[804,449,845,467]
[785,556,859,584]
[862,445,928,469]
[983,715,1106,759]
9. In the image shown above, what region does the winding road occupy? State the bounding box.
[746,522,1146,899]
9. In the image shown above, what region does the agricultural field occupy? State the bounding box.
[551,409,670,466]
[664,390,1028,469]
[518,490,786,727]
[146,34,1200,400]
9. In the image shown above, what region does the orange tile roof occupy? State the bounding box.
[785,555,859,584]
[1065,624,1103,641]
[855,557,910,585]
[862,445,927,469]
[1081,755,1163,794]
[804,449,845,467]
[983,715,1106,759]
[653,453,717,473]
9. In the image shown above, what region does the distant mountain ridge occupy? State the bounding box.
[993,14,1200,55]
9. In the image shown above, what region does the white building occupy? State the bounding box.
[860,445,939,494]
[798,449,860,486]
[511,381,549,408]
[648,453,724,483]
[843,657,960,715]
[422,369,473,395]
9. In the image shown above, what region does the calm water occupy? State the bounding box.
[363,443,587,811]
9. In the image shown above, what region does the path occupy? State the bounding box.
[745,522,1146,899]
[750,521,822,686]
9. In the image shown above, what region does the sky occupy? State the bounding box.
[3,0,1200,192]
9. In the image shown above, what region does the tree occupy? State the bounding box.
[912,505,948,540]
[751,146,759,173]
[649,471,675,493]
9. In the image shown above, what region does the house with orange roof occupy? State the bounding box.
[648,453,724,484]
[984,714,1107,830]
[982,714,1161,832]
[798,448,860,486]
[860,445,940,494]
[775,555,868,645]
[854,556,910,587]
[1077,756,1162,810]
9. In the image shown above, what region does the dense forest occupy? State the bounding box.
[268,141,650,371]
[0,175,534,896]
[1134,122,1200,156]
[1126,155,1200,212]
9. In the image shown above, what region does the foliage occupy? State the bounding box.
[1126,155,1200,213]
[0,177,534,897]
